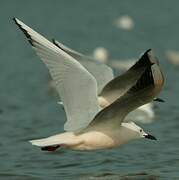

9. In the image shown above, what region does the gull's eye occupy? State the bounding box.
[140,129,142,132]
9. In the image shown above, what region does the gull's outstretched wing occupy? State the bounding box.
[89,63,164,128]
[13,18,100,131]
[99,49,158,105]
[53,39,114,93]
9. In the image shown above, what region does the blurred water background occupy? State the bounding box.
[0,0,179,179]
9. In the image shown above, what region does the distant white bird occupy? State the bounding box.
[93,47,109,63]
[93,46,136,70]
[93,46,135,70]
[165,50,179,65]
[114,15,134,30]
[14,18,164,151]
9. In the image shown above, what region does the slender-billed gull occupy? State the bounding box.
[32,65,163,151]
[14,18,164,151]
[165,50,179,65]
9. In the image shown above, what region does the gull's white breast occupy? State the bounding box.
[70,127,131,151]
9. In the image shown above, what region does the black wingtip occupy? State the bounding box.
[52,38,64,51]
[153,98,165,103]
[13,17,19,26]
[145,49,152,54]
[142,49,156,65]
[52,38,56,44]
[129,49,156,72]
[52,38,59,47]
[12,17,16,22]
[141,49,152,57]
[13,18,33,46]
[130,65,154,92]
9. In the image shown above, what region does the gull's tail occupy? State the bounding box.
[29,132,81,151]
[30,138,62,151]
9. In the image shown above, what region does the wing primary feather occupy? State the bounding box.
[99,49,157,104]
[13,18,33,45]
[52,38,64,51]
[129,49,154,71]
[89,63,164,129]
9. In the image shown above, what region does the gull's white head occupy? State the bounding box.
[121,122,157,141]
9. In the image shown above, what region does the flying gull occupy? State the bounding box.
[13,18,164,151]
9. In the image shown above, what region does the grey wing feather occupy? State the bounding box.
[53,39,114,93]
[99,49,158,104]
[89,63,164,128]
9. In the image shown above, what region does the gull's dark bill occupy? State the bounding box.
[144,134,157,140]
